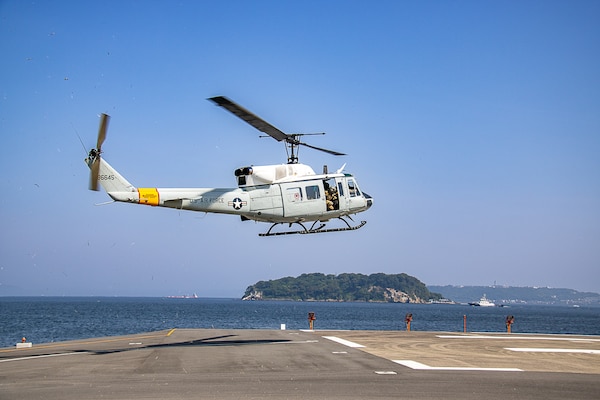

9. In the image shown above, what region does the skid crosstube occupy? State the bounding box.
[259,219,366,237]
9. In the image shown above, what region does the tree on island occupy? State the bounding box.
[243,272,443,303]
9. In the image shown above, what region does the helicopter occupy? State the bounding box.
[86,96,373,236]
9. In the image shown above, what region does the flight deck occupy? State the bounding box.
[1,329,598,399]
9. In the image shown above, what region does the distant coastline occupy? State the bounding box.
[428,285,600,306]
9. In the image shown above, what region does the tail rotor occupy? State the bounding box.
[88,113,110,191]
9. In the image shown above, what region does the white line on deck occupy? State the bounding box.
[322,336,365,348]
[0,352,89,363]
[269,340,319,345]
[394,360,523,372]
[505,348,600,354]
[437,335,600,342]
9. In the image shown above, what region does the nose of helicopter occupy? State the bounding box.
[363,192,373,209]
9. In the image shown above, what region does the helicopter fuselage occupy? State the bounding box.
[103,160,372,225]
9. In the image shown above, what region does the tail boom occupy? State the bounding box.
[86,157,251,215]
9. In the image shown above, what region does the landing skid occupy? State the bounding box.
[259,218,367,237]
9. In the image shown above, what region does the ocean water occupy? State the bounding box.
[1,297,599,348]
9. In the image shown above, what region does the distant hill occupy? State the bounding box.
[243,273,443,303]
[429,285,600,305]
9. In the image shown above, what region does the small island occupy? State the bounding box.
[243,272,443,303]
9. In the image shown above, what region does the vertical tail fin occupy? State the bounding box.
[86,157,136,196]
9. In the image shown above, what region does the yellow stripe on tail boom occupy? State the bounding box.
[138,188,159,206]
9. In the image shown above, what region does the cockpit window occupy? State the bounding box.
[348,179,361,197]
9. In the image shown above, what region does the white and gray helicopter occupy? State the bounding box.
[86,96,373,236]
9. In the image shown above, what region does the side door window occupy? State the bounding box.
[286,187,302,202]
[305,185,320,200]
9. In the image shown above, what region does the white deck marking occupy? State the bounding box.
[270,340,319,345]
[505,348,600,354]
[437,334,600,342]
[322,336,365,348]
[374,371,397,375]
[0,352,89,363]
[394,360,523,372]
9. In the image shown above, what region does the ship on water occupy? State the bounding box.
[469,294,495,307]
[166,293,199,299]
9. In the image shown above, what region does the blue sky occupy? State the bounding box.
[1,1,599,297]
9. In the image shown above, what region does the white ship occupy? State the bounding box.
[167,293,199,299]
[469,294,495,307]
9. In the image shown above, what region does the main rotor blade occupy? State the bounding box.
[97,113,110,151]
[208,96,288,142]
[298,141,346,156]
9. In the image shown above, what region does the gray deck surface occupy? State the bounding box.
[1,329,598,399]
